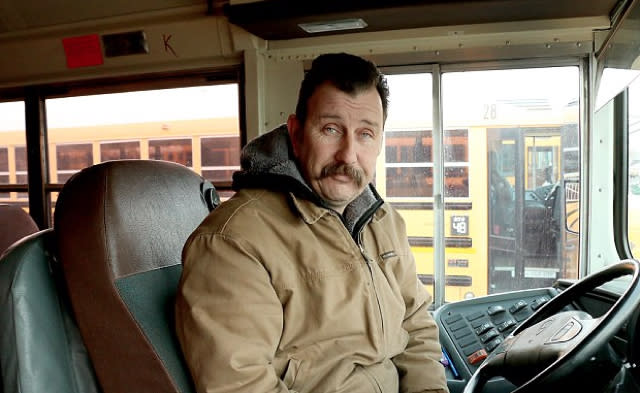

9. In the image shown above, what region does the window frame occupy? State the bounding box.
[0,69,243,228]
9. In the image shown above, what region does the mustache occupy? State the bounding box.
[320,163,365,186]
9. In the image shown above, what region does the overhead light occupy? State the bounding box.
[298,18,368,34]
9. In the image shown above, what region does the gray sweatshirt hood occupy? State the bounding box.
[232,125,383,235]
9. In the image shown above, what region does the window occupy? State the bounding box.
[384,129,469,198]
[444,130,469,198]
[443,66,580,300]
[380,66,580,302]
[0,147,8,199]
[201,136,240,182]
[149,139,192,166]
[14,146,28,198]
[0,101,27,205]
[100,141,140,161]
[46,83,240,183]
[385,130,432,197]
[56,144,93,183]
[382,72,436,297]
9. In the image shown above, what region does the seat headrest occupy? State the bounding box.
[0,204,39,256]
[54,159,213,279]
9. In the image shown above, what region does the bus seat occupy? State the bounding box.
[0,204,39,256]
[0,229,100,393]
[53,160,217,393]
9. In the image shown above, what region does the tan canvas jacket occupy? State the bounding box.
[176,187,449,393]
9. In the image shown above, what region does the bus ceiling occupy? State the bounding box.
[224,0,622,40]
[0,0,623,39]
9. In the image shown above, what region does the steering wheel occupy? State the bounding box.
[463,259,640,393]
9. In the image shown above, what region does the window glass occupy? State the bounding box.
[384,128,469,198]
[386,167,433,197]
[384,130,433,198]
[0,101,27,205]
[201,136,240,182]
[14,146,28,199]
[149,139,192,166]
[56,144,93,183]
[628,76,640,258]
[444,130,469,198]
[443,67,580,301]
[0,147,8,199]
[46,83,240,178]
[381,73,435,297]
[100,141,140,161]
[45,83,241,209]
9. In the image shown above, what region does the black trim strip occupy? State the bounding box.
[418,274,472,287]
[25,90,49,229]
[390,201,472,210]
[408,236,472,248]
[613,89,632,258]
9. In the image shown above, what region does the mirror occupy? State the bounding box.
[565,179,580,234]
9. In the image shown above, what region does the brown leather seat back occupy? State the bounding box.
[0,204,39,256]
[54,160,217,393]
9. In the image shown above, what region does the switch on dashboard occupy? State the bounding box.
[474,322,492,335]
[509,300,528,314]
[487,305,506,316]
[467,349,488,365]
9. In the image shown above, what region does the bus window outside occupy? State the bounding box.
[383,73,435,297]
[443,67,580,301]
[0,101,27,209]
[44,84,241,208]
[381,67,581,302]
[628,75,640,258]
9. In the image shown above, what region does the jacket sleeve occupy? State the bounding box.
[175,232,294,393]
[390,227,450,393]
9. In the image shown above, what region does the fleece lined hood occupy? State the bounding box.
[232,125,383,235]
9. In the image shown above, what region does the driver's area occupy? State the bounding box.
[436,262,640,393]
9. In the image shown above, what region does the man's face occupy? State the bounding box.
[288,82,384,213]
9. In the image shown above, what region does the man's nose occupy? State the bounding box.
[334,134,357,163]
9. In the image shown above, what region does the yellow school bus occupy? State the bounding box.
[374,84,581,301]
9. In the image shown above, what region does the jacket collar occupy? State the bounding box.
[290,191,388,229]
[232,125,385,235]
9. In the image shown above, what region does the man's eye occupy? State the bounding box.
[324,126,339,134]
[360,130,375,139]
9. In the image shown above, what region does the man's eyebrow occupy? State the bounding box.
[318,114,342,122]
[360,118,381,128]
[318,114,381,129]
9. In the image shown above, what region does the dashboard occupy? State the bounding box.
[433,282,635,393]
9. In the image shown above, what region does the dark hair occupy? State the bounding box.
[295,53,389,125]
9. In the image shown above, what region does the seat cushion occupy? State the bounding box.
[0,230,99,393]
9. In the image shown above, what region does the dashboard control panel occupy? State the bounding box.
[434,288,559,378]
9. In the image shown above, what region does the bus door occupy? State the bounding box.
[488,128,520,293]
[488,128,562,293]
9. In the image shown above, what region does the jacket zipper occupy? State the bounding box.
[357,229,386,355]
[333,210,387,349]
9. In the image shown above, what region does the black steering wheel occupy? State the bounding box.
[463,259,640,393]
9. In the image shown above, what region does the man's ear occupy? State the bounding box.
[287,114,301,155]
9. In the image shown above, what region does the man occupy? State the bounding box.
[175,53,449,393]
